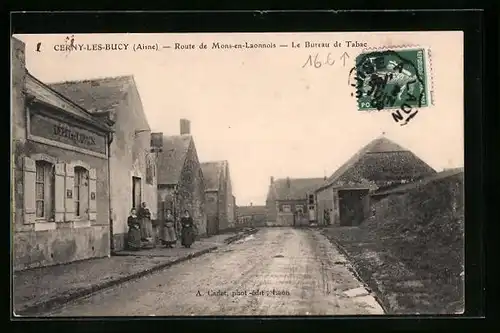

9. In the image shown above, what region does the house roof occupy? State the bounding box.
[48,75,134,114]
[267,177,325,202]
[372,167,464,197]
[200,161,226,191]
[25,73,112,132]
[317,136,436,191]
[237,205,266,216]
[157,135,193,185]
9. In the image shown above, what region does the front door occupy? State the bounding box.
[207,216,218,236]
[132,177,142,210]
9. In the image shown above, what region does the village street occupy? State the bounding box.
[42,228,384,316]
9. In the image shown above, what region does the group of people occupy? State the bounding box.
[127,203,197,251]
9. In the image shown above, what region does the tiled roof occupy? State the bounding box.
[25,73,111,131]
[267,178,325,202]
[237,205,266,216]
[200,161,226,191]
[157,135,193,185]
[48,75,134,114]
[319,136,436,190]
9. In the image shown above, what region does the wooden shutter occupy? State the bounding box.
[23,157,36,224]
[89,168,97,221]
[64,163,75,221]
[54,163,66,222]
[80,170,89,220]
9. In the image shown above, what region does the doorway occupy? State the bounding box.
[338,189,369,226]
[207,216,219,236]
[132,177,142,210]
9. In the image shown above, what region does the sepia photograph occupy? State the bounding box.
[11,31,464,317]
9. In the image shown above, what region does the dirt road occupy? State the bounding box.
[44,228,384,316]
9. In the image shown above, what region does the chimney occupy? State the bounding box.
[270,176,274,184]
[180,119,190,135]
[286,177,291,188]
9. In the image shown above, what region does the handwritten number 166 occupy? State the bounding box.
[302,53,335,68]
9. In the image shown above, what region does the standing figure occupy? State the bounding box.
[138,202,154,246]
[324,209,331,226]
[161,209,177,248]
[127,208,141,251]
[180,210,196,248]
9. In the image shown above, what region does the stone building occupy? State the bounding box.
[315,136,437,227]
[236,204,267,227]
[12,38,113,270]
[265,177,325,227]
[200,160,236,235]
[49,75,159,251]
[156,120,207,237]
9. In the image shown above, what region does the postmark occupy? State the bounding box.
[348,47,432,125]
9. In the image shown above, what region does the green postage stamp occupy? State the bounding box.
[350,47,432,112]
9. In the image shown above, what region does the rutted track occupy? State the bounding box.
[44,228,384,316]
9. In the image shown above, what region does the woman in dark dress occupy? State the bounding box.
[138,202,154,245]
[324,209,331,226]
[127,208,141,251]
[180,210,196,248]
[161,209,177,248]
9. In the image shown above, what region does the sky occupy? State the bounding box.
[14,32,464,206]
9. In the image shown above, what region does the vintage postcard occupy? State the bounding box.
[11,31,464,316]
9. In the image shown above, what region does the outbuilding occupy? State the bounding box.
[315,136,437,227]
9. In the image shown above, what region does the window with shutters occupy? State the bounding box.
[35,160,55,221]
[74,166,89,219]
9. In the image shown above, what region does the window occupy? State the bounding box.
[35,161,55,220]
[296,205,304,214]
[282,204,291,213]
[74,167,89,218]
[308,194,315,205]
[146,153,155,185]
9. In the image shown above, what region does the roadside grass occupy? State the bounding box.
[322,172,464,314]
